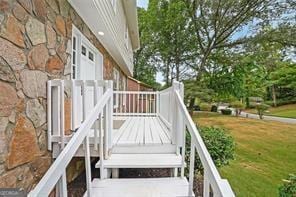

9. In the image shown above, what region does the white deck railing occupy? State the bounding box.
[29,80,113,197]
[172,81,235,196]
[30,79,234,197]
[113,91,157,116]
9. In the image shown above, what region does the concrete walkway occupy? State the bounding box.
[240,111,296,124]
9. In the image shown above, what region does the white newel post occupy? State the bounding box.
[106,80,113,158]
[172,81,180,145]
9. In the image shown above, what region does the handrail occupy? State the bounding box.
[28,89,112,196]
[174,89,235,197]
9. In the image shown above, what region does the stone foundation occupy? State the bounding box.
[0,0,127,192]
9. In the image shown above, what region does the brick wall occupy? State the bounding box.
[0,0,127,191]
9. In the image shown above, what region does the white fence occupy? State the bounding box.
[113,91,157,116]
[172,81,235,197]
[29,80,113,196]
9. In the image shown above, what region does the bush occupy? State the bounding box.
[266,98,296,107]
[230,101,245,116]
[200,103,212,111]
[279,174,296,197]
[255,103,270,119]
[211,105,218,112]
[221,109,232,115]
[186,127,235,172]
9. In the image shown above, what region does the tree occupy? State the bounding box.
[185,0,295,79]
[145,0,198,86]
[270,63,296,89]
[133,8,158,88]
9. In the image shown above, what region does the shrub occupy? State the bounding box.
[186,127,235,172]
[230,101,245,116]
[200,103,212,111]
[279,174,296,197]
[255,103,270,119]
[211,105,218,112]
[221,109,232,115]
[266,98,296,107]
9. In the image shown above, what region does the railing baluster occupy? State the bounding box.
[84,135,92,196]
[204,169,210,197]
[94,81,98,151]
[188,138,195,197]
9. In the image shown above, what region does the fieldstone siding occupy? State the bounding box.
[0,0,128,192]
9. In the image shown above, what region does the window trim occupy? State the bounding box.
[110,0,117,14]
[113,68,120,108]
[124,23,129,50]
[71,25,103,81]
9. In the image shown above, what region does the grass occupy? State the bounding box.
[245,104,296,119]
[193,112,296,197]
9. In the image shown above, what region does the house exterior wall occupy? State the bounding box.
[127,77,140,91]
[0,0,128,191]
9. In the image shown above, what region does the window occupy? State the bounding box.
[124,24,129,50]
[72,36,77,79]
[88,51,94,61]
[110,0,117,13]
[113,68,120,108]
[81,45,86,56]
[122,77,126,107]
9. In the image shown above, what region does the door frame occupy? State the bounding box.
[71,25,103,80]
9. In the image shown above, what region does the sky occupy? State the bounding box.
[137,0,148,9]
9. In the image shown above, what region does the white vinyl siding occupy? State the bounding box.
[95,0,133,72]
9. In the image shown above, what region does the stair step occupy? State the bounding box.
[95,154,184,168]
[84,177,193,197]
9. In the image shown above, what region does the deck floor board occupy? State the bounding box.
[113,116,172,146]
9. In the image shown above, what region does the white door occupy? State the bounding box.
[80,44,96,116]
[72,26,103,128]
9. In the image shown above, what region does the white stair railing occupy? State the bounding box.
[28,80,113,197]
[113,91,157,116]
[172,81,235,197]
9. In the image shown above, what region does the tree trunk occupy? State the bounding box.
[272,85,277,107]
[189,98,195,116]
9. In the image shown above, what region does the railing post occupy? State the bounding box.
[105,80,113,159]
[82,80,92,196]
[172,81,180,145]
[55,80,67,197]
[47,81,52,151]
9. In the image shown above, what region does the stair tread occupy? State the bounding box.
[95,154,184,168]
[84,177,193,197]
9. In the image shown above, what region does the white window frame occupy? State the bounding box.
[71,25,103,81]
[122,77,127,107]
[110,0,117,14]
[124,23,129,50]
[113,68,120,108]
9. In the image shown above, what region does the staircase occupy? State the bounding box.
[28,80,235,197]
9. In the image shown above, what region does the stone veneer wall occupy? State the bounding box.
[0,0,127,191]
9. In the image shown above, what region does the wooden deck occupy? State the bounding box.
[112,117,172,146]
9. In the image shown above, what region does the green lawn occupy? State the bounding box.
[193,112,296,196]
[245,104,296,119]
